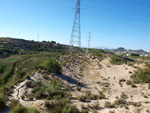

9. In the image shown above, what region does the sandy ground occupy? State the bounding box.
[70,58,150,113]
[9,56,150,113]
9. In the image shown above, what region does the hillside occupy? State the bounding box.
[0,37,81,58]
[1,39,150,113]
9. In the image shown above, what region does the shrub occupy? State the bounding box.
[90,94,99,100]
[0,97,6,111]
[12,104,39,113]
[62,104,79,113]
[110,56,124,65]
[104,101,114,108]
[44,58,61,73]
[128,101,141,107]
[98,91,106,99]
[44,98,71,113]
[119,79,126,82]
[26,81,32,88]
[101,82,110,87]
[28,96,33,101]
[93,110,98,113]
[21,95,25,100]
[82,109,89,113]
[77,95,86,102]
[17,71,26,78]
[10,99,20,110]
[92,101,99,109]
[26,107,39,113]
[11,104,27,113]
[133,68,150,83]
[81,104,85,110]
[126,80,131,85]
[85,90,91,97]
[120,92,128,99]
[131,83,136,88]
[114,99,126,106]
[26,75,30,79]
[43,75,49,79]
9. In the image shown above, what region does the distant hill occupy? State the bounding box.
[0,37,81,57]
[110,47,150,55]
[114,47,126,52]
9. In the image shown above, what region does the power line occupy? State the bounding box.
[81,13,150,21]
[87,0,150,7]
[81,7,150,18]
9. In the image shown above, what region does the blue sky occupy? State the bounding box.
[0,0,150,51]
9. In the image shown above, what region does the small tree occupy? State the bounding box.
[44,58,61,73]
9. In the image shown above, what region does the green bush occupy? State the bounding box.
[93,110,98,113]
[131,53,140,57]
[12,104,39,113]
[12,104,27,113]
[90,94,99,100]
[21,95,25,100]
[44,58,61,73]
[110,56,124,65]
[92,101,99,109]
[98,91,106,99]
[114,99,126,106]
[44,98,71,113]
[26,107,39,113]
[62,104,79,113]
[133,68,150,83]
[81,109,89,113]
[77,95,87,102]
[26,81,32,88]
[104,101,114,108]
[10,99,20,110]
[28,96,33,101]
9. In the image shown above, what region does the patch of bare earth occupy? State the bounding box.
[71,58,150,113]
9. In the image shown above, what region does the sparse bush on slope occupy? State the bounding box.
[44,58,61,73]
[110,56,124,65]
[133,68,150,83]
[44,98,79,113]
[10,99,39,113]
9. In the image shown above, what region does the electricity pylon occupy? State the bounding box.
[69,0,81,48]
[86,32,92,55]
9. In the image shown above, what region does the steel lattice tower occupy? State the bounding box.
[69,0,81,48]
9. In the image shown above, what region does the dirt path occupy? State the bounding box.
[11,80,27,101]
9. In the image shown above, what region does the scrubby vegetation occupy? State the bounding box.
[44,58,62,73]
[1,38,150,112]
[133,68,150,83]
[10,101,39,113]
[44,99,79,113]
[110,56,124,65]
[25,79,69,100]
